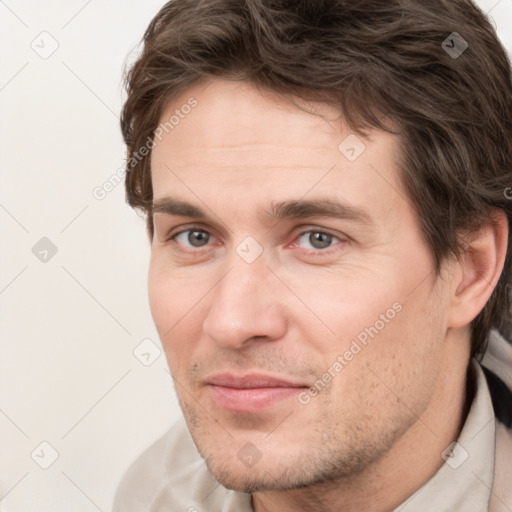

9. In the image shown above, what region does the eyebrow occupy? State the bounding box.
[265,198,374,225]
[152,197,207,219]
[151,196,374,226]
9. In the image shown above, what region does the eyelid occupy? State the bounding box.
[171,226,242,260]
[296,226,341,238]
[161,220,208,237]
[168,225,215,244]
[291,228,346,252]
[166,224,347,254]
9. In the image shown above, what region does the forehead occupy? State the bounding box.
[150,79,406,225]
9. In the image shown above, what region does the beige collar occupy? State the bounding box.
[393,361,495,512]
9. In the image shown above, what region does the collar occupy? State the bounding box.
[393,360,496,512]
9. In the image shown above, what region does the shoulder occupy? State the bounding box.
[481,329,512,428]
[112,419,199,511]
[482,330,512,512]
[112,419,252,512]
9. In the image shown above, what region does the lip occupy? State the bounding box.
[205,373,308,413]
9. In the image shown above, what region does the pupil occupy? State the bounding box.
[310,232,331,249]
[189,230,209,247]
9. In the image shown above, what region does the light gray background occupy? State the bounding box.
[0,1,511,510]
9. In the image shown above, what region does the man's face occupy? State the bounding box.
[149,79,453,492]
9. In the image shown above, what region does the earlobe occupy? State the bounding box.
[448,210,508,328]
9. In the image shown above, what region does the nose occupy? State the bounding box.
[202,258,288,349]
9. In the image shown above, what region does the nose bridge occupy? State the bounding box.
[202,254,287,348]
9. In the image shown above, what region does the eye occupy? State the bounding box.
[172,228,212,248]
[296,230,342,250]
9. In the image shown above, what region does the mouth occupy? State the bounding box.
[205,373,309,413]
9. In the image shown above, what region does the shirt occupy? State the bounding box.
[114,337,512,512]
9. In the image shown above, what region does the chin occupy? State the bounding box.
[204,459,287,493]
[200,444,354,494]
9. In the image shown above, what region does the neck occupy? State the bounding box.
[252,332,472,512]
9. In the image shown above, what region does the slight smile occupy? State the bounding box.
[205,374,309,413]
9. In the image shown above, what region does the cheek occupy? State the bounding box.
[352,287,447,408]
[147,260,170,333]
[286,262,443,389]
[148,254,202,329]
[282,270,402,357]
[148,256,209,370]
[318,300,444,432]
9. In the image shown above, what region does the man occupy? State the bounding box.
[114,0,512,510]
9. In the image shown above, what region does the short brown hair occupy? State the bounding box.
[121,0,512,357]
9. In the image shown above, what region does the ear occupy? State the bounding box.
[447,209,508,329]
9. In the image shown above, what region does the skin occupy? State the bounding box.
[148,79,507,512]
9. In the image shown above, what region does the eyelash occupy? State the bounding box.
[169,226,215,252]
[167,225,345,254]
